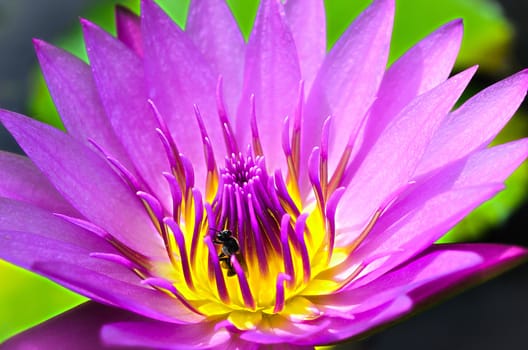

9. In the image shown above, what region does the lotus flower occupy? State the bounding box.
[1,0,527,348]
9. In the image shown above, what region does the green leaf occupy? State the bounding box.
[0,261,86,342]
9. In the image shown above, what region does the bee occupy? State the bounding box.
[211,229,240,277]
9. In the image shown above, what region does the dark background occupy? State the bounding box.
[0,1,526,349]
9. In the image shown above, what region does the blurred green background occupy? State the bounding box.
[0,0,526,345]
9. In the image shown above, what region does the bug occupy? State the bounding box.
[211,229,240,276]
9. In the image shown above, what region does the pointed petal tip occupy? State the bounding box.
[508,245,528,258]
[79,18,102,34]
[446,18,463,27]
[32,38,62,62]
[514,67,528,82]
[466,64,479,77]
[498,68,528,96]
[79,17,94,33]
[438,18,463,36]
[32,38,47,51]
[0,109,18,124]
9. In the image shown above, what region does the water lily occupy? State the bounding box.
[1,0,527,348]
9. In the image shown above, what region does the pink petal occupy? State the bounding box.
[302,244,526,345]
[302,0,394,172]
[355,20,463,164]
[141,0,223,184]
[313,243,526,315]
[34,261,204,324]
[337,67,476,229]
[236,0,301,171]
[293,296,413,346]
[343,183,503,288]
[423,138,528,189]
[284,0,326,90]
[415,69,528,176]
[387,19,463,97]
[34,39,136,174]
[0,230,136,285]
[101,319,230,349]
[239,314,330,345]
[0,197,107,251]
[406,244,527,305]
[0,151,77,216]
[81,19,170,209]
[186,0,245,113]
[115,5,143,57]
[1,302,144,350]
[336,137,527,287]
[0,110,165,259]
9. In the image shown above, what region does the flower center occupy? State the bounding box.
[84,85,383,327]
[197,151,318,312]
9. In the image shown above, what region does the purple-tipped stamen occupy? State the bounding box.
[204,235,230,303]
[280,214,296,288]
[294,212,311,283]
[273,273,292,313]
[320,116,332,198]
[231,255,256,310]
[325,187,346,262]
[291,81,305,174]
[190,188,204,265]
[274,170,300,217]
[141,277,202,315]
[164,218,194,290]
[89,252,138,271]
[249,94,264,156]
[216,76,239,154]
[308,147,325,214]
[248,194,269,275]
[162,172,182,222]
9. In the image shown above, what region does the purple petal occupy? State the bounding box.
[336,138,527,287]
[0,230,137,286]
[302,0,393,172]
[141,0,223,184]
[284,0,326,90]
[415,69,528,176]
[81,19,170,209]
[312,243,526,314]
[1,302,144,350]
[421,138,528,189]
[406,243,527,305]
[33,261,204,324]
[337,67,476,229]
[386,19,462,98]
[302,244,526,345]
[354,20,463,166]
[0,151,78,216]
[101,319,230,349]
[186,0,245,113]
[341,183,503,288]
[239,314,331,345]
[293,296,413,346]
[0,197,107,251]
[236,0,301,171]
[0,111,165,259]
[33,40,135,175]
[115,5,143,57]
